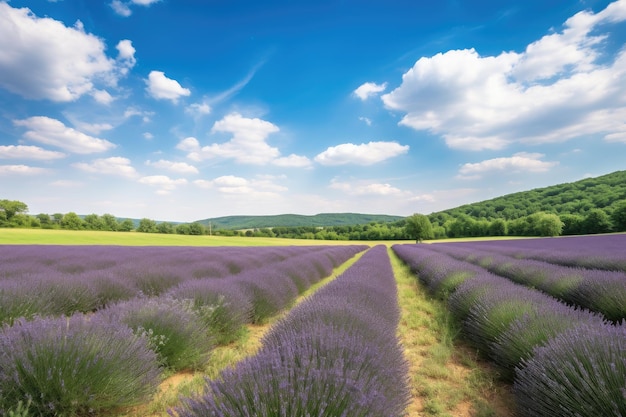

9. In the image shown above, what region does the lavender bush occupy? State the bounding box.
[489,303,607,381]
[97,296,213,371]
[167,279,253,345]
[513,322,626,417]
[0,314,160,417]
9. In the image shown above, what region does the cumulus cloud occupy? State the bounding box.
[186,100,212,116]
[14,116,116,154]
[457,152,559,179]
[353,82,387,100]
[146,71,191,103]
[382,0,626,150]
[0,165,47,175]
[314,141,409,166]
[115,39,136,77]
[193,175,287,196]
[329,179,407,196]
[0,145,66,160]
[0,3,128,102]
[73,157,138,178]
[139,175,187,195]
[179,113,279,164]
[146,159,199,174]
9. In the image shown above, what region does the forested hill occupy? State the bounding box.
[196,213,405,229]
[429,170,626,228]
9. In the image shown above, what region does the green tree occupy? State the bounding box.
[560,213,584,235]
[0,199,28,223]
[61,212,84,230]
[532,212,563,237]
[188,222,206,235]
[101,214,119,231]
[83,214,106,230]
[136,218,158,233]
[404,213,434,243]
[157,222,175,234]
[488,218,508,236]
[582,209,612,234]
[610,201,626,232]
[118,219,135,232]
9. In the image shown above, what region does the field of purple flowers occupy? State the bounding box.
[173,245,410,417]
[393,234,626,417]
[0,244,368,416]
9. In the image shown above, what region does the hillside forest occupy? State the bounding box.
[1,170,625,240]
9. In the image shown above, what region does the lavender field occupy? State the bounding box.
[393,234,626,417]
[0,244,371,416]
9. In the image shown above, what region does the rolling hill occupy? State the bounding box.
[195,213,405,230]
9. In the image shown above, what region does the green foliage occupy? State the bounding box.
[137,218,158,233]
[60,212,84,230]
[611,201,626,231]
[405,213,435,243]
[196,213,404,229]
[582,208,612,234]
[0,199,28,223]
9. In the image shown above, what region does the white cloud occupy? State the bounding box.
[0,145,66,160]
[145,71,191,103]
[0,165,47,175]
[329,179,407,196]
[186,101,212,116]
[182,113,279,164]
[14,116,116,154]
[146,159,199,174]
[193,175,286,196]
[143,132,154,140]
[91,89,115,105]
[139,175,187,194]
[73,157,138,178]
[111,0,161,17]
[359,117,372,126]
[314,141,409,166]
[382,1,626,150]
[273,154,313,168]
[0,3,133,102]
[110,0,131,17]
[70,120,114,135]
[353,82,387,100]
[115,39,136,76]
[457,152,559,179]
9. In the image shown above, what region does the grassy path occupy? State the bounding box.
[389,248,516,417]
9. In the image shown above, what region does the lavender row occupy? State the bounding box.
[0,245,366,326]
[172,246,410,417]
[392,244,625,417]
[439,234,626,271]
[425,243,626,322]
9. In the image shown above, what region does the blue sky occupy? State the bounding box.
[1,0,625,222]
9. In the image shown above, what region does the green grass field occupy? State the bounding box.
[0,228,416,246]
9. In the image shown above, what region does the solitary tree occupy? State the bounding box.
[404,213,434,243]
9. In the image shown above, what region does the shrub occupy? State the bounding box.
[489,303,606,381]
[513,323,626,417]
[167,280,253,345]
[97,297,213,371]
[0,314,160,417]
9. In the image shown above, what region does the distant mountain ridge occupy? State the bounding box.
[195,213,405,230]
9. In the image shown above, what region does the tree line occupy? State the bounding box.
[2,197,625,241]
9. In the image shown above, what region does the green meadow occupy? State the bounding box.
[0,228,415,246]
